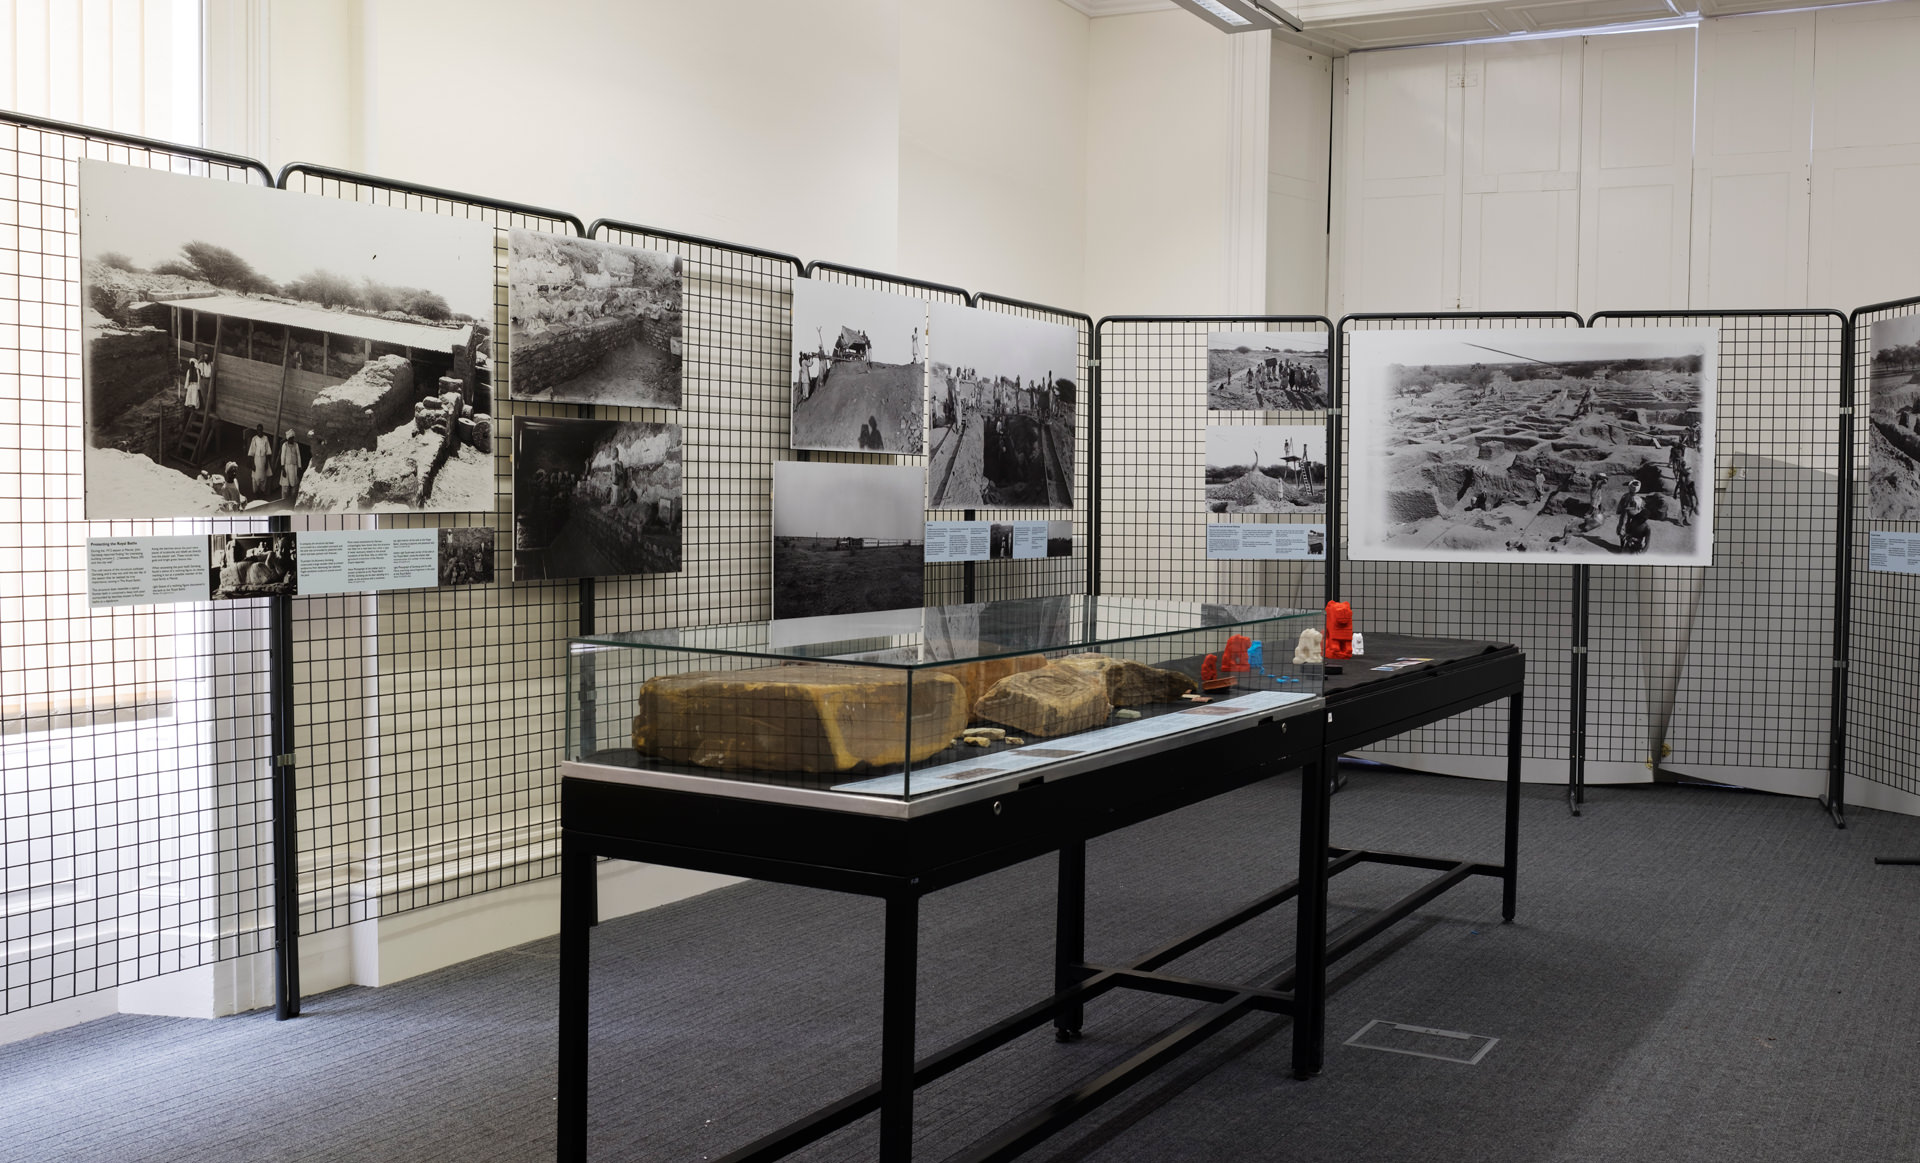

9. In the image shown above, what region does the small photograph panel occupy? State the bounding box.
[507,230,683,409]
[513,417,682,582]
[790,279,927,454]
[1207,331,1329,411]
[438,526,496,587]
[1869,313,1920,521]
[209,532,297,599]
[1206,424,1326,514]
[773,461,926,620]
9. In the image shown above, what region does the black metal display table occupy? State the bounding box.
[557,637,1523,1162]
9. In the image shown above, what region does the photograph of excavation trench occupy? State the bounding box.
[506,231,682,410]
[926,301,1076,510]
[1869,313,1920,521]
[1347,328,1717,566]
[1207,331,1329,411]
[79,161,497,519]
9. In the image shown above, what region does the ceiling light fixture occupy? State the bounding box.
[1168,0,1303,34]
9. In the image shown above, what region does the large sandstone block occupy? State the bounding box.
[1053,653,1196,705]
[310,355,413,454]
[973,666,1110,738]
[631,664,968,774]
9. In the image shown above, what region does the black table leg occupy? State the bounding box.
[880,889,920,1162]
[1292,757,1329,1080]
[1055,840,1086,1041]
[1504,690,1523,923]
[557,835,595,1162]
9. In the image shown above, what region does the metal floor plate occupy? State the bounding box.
[1344,1019,1498,1065]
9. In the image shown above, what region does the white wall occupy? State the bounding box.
[1266,40,1333,314]
[898,0,1089,308]
[1084,9,1235,319]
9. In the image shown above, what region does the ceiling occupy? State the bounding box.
[1057,0,1876,52]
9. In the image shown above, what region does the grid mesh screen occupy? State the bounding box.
[1335,315,1579,773]
[1588,313,1842,787]
[1097,317,1330,610]
[0,122,277,1014]
[1847,300,1919,799]
[275,169,582,931]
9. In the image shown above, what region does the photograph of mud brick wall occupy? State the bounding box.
[1344,326,1716,567]
[80,161,498,519]
[1098,318,1332,613]
[506,230,682,410]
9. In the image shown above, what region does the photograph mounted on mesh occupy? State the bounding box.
[928,302,1076,510]
[507,230,683,409]
[773,461,926,621]
[1867,313,1920,521]
[1207,424,1326,514]
[79,161,497,518]
[513,417,682,582]
[210,532,297,599]
[1207,330,1328,411]
[438,526,497,586]
[790,278,928,454]
[1347,327,1717,566]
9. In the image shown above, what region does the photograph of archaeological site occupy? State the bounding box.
[512,418,683,582]
[80,161,497,519]
[928,302,1076,510]
[1346,328,1716,566]
[1207,331,1329,411]
[1206,424,1326,514]
[773,461,926,620]
[507,231,682,409]
[790,279,927,454]
[1869,313,1920,520]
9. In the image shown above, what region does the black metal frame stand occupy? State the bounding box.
[555,639,1522,1161]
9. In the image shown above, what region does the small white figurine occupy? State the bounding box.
[1294,628,1323,665]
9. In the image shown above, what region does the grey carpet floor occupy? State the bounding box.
[6,768,1920,1163]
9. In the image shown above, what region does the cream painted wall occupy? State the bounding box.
[1084,9,1234,319]
[1266,40,1333,314]
[898,0,1089,308]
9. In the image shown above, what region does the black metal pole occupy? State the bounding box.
[267,514,301,1019]
[1504,689,1524,921]
[556,832,595,1163]
[1291,755,1329,1080]
[1827,314,1856,829]
[1570,564,1589,816]
[1088,326,1103,598]
[1327,327,1343,603]
[1054,841,1087,1041]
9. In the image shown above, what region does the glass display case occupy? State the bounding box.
[565,596,1322,809]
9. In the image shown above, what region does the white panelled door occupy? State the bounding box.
[1578,27,1697,314]
[1459,38,1582,312]
[1809,1,1920,308]
[1342,45,1462,313]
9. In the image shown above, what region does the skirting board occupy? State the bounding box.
[0,861,738,1046]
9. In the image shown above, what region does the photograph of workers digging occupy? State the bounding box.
[1347,327,1716,566]
[1869,313,1920,520]
[790,279,928,455]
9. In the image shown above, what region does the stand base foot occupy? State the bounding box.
[1820,794,1847,830]
[1054,1027,1082,1043]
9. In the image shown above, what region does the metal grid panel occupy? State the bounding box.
[1847,299,1919,800]
[1588,312,1843,789]
[1097,317,1331,611]
[1335,315,1579,773]
[276,167,583,930]
[0,120,277,1013]
[585,226,800,631]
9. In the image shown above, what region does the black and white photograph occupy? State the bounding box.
[438,526,496,587]
[1207,331,1329,411]
[790,279,926,454]
[1206,424,1326,514]
[209,533,297,600]
[1048,519,1072,558]
[1869,314,1920,520]
[507,230,682,409]
[512,418,682,582]
[80,160,497,519]
[773,461,925,620]
[1347,328,1716,565]
[928,302,1076,509]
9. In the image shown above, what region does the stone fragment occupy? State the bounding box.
[973,666,1110,738]
[963,727,1007,741]
[933,654,1049,712]
[1054,653,1198,705]
[631,664,968,773]
[1115,709,1141,720]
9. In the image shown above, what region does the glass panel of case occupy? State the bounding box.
[567,596,1322,801]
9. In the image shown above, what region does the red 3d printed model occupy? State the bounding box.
[1221,634,1252,673]
[1324,601,1353,661]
